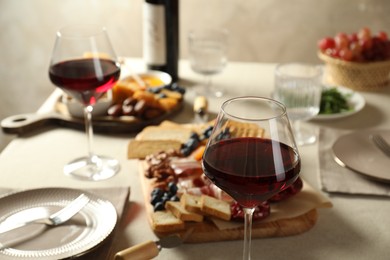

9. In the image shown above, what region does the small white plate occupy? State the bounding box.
[0,188,117,259]
[313,86,365,120]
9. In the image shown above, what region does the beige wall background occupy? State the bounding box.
[1,0,389,149]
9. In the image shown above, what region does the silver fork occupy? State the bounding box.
[370,134,390,158]
[0,193,90,234]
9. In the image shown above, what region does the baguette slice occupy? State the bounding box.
[180,193,203,214]
[165,201,204,222]
[200,195,231,221]
[151,210,185,232]
[127,140,181,159]
[135,126,193,143]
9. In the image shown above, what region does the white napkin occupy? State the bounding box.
[318,127,390,196]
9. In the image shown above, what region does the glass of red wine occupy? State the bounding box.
[202,96,301,260]
[49,24,121,181]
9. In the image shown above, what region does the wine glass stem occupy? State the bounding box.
[292,120,302,141]
[84,105,95,159]
[204,75,212,92]
[243,207,255,260]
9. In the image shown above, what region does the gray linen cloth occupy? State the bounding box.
[319,127,390,196]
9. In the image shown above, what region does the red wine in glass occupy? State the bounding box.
[203,137,300,209]
[48,24,121,181]
[202,96,300,260]
[49,58,120,106]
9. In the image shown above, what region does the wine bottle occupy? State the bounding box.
[143,0,179,82]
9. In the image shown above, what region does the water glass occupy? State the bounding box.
[274,63,322,145]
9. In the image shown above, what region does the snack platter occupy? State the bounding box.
[1,76,185,135]
[132,121,332,243]
[55,75,186,134]
[54,96,184,134]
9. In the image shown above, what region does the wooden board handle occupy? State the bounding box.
[114,240,159,260]
[0,113,62,134]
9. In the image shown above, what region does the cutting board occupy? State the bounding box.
[1,98,183,135]
[139,163,318,243]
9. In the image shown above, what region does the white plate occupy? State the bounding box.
[332,129,390,183]
[0,188,117,259]
[313,86,365,120]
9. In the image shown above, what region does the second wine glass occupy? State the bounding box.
[202,96,301,260]
[49,24,121,181]
[188,28,228,98]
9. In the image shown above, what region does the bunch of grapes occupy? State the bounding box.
[318,27,390,62]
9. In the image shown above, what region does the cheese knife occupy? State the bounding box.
[114,235,183,260]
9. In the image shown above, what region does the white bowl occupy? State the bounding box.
[62,90,113,118]
[63,70,172,118]
[121,70,172,87]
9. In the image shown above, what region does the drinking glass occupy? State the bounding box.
[49,24,121,181]
[274,63,322,146]
[188,28,228,97]
[202,97,300,260]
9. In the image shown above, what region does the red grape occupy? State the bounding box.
[335,32,349,49]
[360,38,373,50]
[358,27,371,41]
[350,42,362,60]
[339,48,353,61]
[377,31,388,41]
[318,37,336,51]
[347,33,358,43]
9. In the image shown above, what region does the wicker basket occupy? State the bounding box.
[318,51,390,91]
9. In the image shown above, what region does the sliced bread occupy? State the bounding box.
[135,126,193,143]
[151,210,185,232]
[165,201,204,222]
[180,193,203,214]
[127,140,182,159]
[200,195,231,221]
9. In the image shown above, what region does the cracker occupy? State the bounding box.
[225,121,264,138]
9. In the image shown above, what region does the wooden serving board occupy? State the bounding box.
[139,163,318,243]
[1,98,183,135]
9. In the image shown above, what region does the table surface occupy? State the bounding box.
[1,58,390,260]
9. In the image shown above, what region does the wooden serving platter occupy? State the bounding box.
[1,97,183,135]
[139,163,318,243]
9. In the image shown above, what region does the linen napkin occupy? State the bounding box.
[79,187,131,260]
[318,127,390,196]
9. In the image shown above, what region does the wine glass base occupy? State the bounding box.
[294,128,317,146]
[63,155,120,181]
[214,89,224,98]
[193,84,225,98]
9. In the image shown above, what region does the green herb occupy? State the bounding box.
[319,87,353,114]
